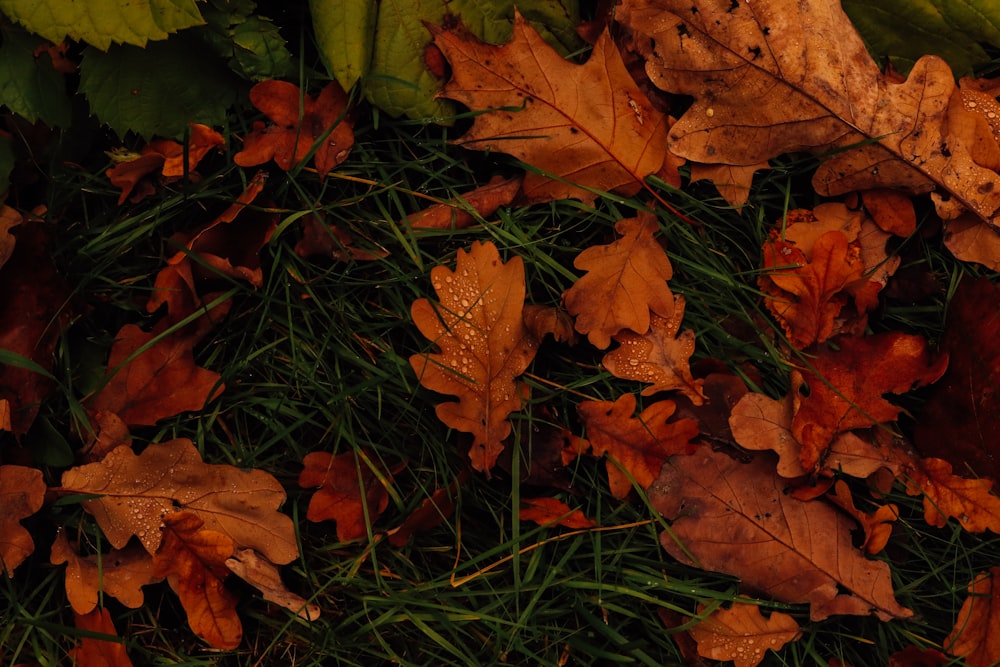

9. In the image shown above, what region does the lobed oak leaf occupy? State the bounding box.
[649,448,913,621]
[299,451,390,542]
[152,511,241,650]
[60,439,298,564]
[50,530,159,614]
[404,175,523,230]
[409,241,538,472]
[903,457,1000,533]
[602,294,706,404]
[234,80,354,179]
[563,211,674,349]
[0,464,46,575]
[69,607,134,667]
[827,480,897,555]
[522,304,577,345]
[387,470,467,548]
[520,497,596,530]
[862,189,917,237]
[430,11,670,205]
[943,213,1000,271]
[791,332,947,471]
[578,393,699,499]
[888,646,950,667]
[225,548,320,621]
[688,599,801,667]
[945,568,1000,667]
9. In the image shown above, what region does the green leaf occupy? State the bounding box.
[311,0,375,92]
[0,25,72,126]
[202,0,294,81]
[79,33,240,139]
[0,0,205,50]
[843,0,1000,76]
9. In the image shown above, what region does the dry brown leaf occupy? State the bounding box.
[153,511,241,650]
[0,465,46,575]
[888,646,950,667]
[688,599,801,667]
[944,568,1000,667]
[602,294,706,405]
[298,450,390,542]
[69,607,134,667]
[578,393,699,498]
[862,189,917,237]
[903,457,1000,533]
[689,163,768,208]
[50,530,159,614]
[225,548,320,621]
[0,204,21,270]
[520,497,596,530]
[943,213,1000,270]
[60,440,298,563]
[563,211,674,349]
[386,470,467,548]
[409,241,538,472]
[405,175,523,229]
[431,11,670,204]
[827,480,897,555]
[649,448,912,621]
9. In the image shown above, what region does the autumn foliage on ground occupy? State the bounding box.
[3,0,1000,665]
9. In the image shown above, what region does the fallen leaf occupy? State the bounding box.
[887,646,950,667]
[522,305,577,345]
[50,530,159,614]
[299,450,390,542]
[689,162,768,208]
[903,457,1000,533]
[153,511,241,650]
[60,440,298,564]
[520,497,596,530]
[409,241,538,472]
[791,332,948,471]
[943,213,1000,270]
[294,212,387,261]
[69,608,134,667]
[944,568,1000,667]
[602,294,706,404]
[563,211,674,349]
[387,470,467,548]
[688,599,801,667]
[225,548,320,621]
[578,393,699,498]
[649,448,913,621]
[862,189,917,237]
[827,480,897,555]
[0,204,21,270]
[405,175,523,229]
[431,11,669,204]
[0,465,46,575]
[233,80,354,178]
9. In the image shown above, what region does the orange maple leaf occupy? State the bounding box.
[0,465,46,575]
[410,241,538,472]
[299,451,391,542]
[234,80,354,178]
[50,530,159,614]
[602,294,706,404]
[903,457,1000,533]
[153,511,241,650]
[945,568,1000,667]
[430,10,670,204]
[563,210,674,349]
[578,393,699,498]
[688,599,801,667]
[520,497,596,530]
[69,607,134,667]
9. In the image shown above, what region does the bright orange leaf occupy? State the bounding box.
[520,497,596,530]
[827,480,897,555]
[688,599,801,667]
[904,457,1000,533]
[563,211,674,349]
[299,451,390,542]
[0,465,46,575]
[69,607,134,667]
[50,530,159,614]
[404,175,523,229]
[578,393,699,498]
[409,241,538,472]
[153,511,241,650]
[945,568,1000,667]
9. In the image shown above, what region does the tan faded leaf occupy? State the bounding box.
[409,241,538,472]
[689,599,801,667]
[0,465,46,575]
[563,211,674,349]
[431,11,669,204]
[945,568,1000,667]
[603,295,706,405]
[50,530,159,614]
[226,548,320,621]
[60,440,298,564]
[649,449,912,621]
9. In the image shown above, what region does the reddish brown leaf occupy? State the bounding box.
[386,471,467,547]
[649,448,913,621]
[827,480,897,555]
[153,511,241,650]
[409,241,538,472]
[578,393,699,498]
[563,211,674,349]
[943,213,1000,270]
[50,530,159,614]
[688,599,801,667]
[60,439,298,563]
[888,646,950,667]
[405,175,523,229]
[225,548,320,621]
[0,204,21,270]
[945,568,1000,667]
[520,497,596,530]
[522,305,577,345]
[69,607,134,667]
[903,456,1000,533]
[0,465,45,574]
[234,80,354,178]
[431,11,670,204]
[862,189,917,237]
[602,294,705,404]
[299,451,390,542]
[294,212,387,261]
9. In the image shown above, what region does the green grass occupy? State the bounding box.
[3,28,1000,667]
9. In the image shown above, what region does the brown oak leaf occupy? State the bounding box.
[153,511,241,650]
[563,211,674,349]
[688,599,801,667]
[386,470,467,548]
[69,607,134,667]
[520,497,596,530]
[0,464,46,574]
[299,451,390,542]
[602,294,705,404]
[791,332,947,471]
[60,439,298,563]
[430,11,670,204]
[50,530,159,614]
[888,646,950,667]
[225,548,320,621]
[903,456,1000,533]
[294,212,387,261]
[649,448,913,621]
[943,213,1000,270]
[862,189,917,237]
[945,568,1000,667]
[234,80,354,178]
[410,241,538,472]
[578,393,699,498]
[405,175,523,229]
[827,480,897,555]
